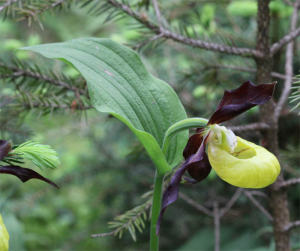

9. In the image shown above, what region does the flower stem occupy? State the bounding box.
[150,171,164,251]
[162,118,208,155]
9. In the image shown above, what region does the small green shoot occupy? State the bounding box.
[10,141,60,170]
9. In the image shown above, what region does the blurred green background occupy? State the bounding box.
[0,0,299,250]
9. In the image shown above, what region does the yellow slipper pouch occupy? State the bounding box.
[208,136,280,188]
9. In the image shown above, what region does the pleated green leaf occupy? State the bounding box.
[21,38,188,173]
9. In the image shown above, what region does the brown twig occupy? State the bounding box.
[279,178,300,189]
[271,26,300,56]
[246,190,270,201]
[270,0,300,57]
[219,188,243,218]
[203,64,289,80]
[228,123,270,132]
[213,202,220,251]
[274,1,300,119]
[244,190,273,221]
[0,0,18,12]
[271,72,292,80]
[107,0,262,58]
[284,221,300,232]
[179,192,213,217]
[91,230,117,238]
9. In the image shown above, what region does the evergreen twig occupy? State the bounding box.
[105,0,263,58]
[91,195,152,241]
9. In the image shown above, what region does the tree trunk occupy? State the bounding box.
[255,1,291,250]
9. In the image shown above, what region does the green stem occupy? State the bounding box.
[149,117,208,250]
[162,118,208,155]
[150,171,164,251]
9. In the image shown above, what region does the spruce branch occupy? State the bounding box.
[91,196,152,241]
[270,0,300,56]
[2,0,73,27]
[14,91,93,116]
[0,0,19,12]
[0,61,86,96]
[270,26,300,56]
[18,94,92,110]
[131,33,164,50]
[91,174,174,242]
[274,1,300,119]
[151,0,162,27]
[289,75,300,114]
[106,0,262,58]
[19,102,93,110]
[23,0,68,16]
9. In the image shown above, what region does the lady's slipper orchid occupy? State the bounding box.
[156,81,280,235]
[0,213,9,251]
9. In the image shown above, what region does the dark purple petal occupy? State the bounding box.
[156,139,211,235]
[208,81,276,124]
[0,165,59,189]
[183,128,204,159]
[208,103,253,125]
[0,140,12,160]
[182,176,198,184]
[155,159,191,236]
[187,149,211,182]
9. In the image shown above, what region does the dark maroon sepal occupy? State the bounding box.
[156,139,211,235]
[155,159,191,236]
[183,128,204,159]
[0,140,12,160]
[208,81,276,125]
[0,165,59,189]
[187,150,211,182]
